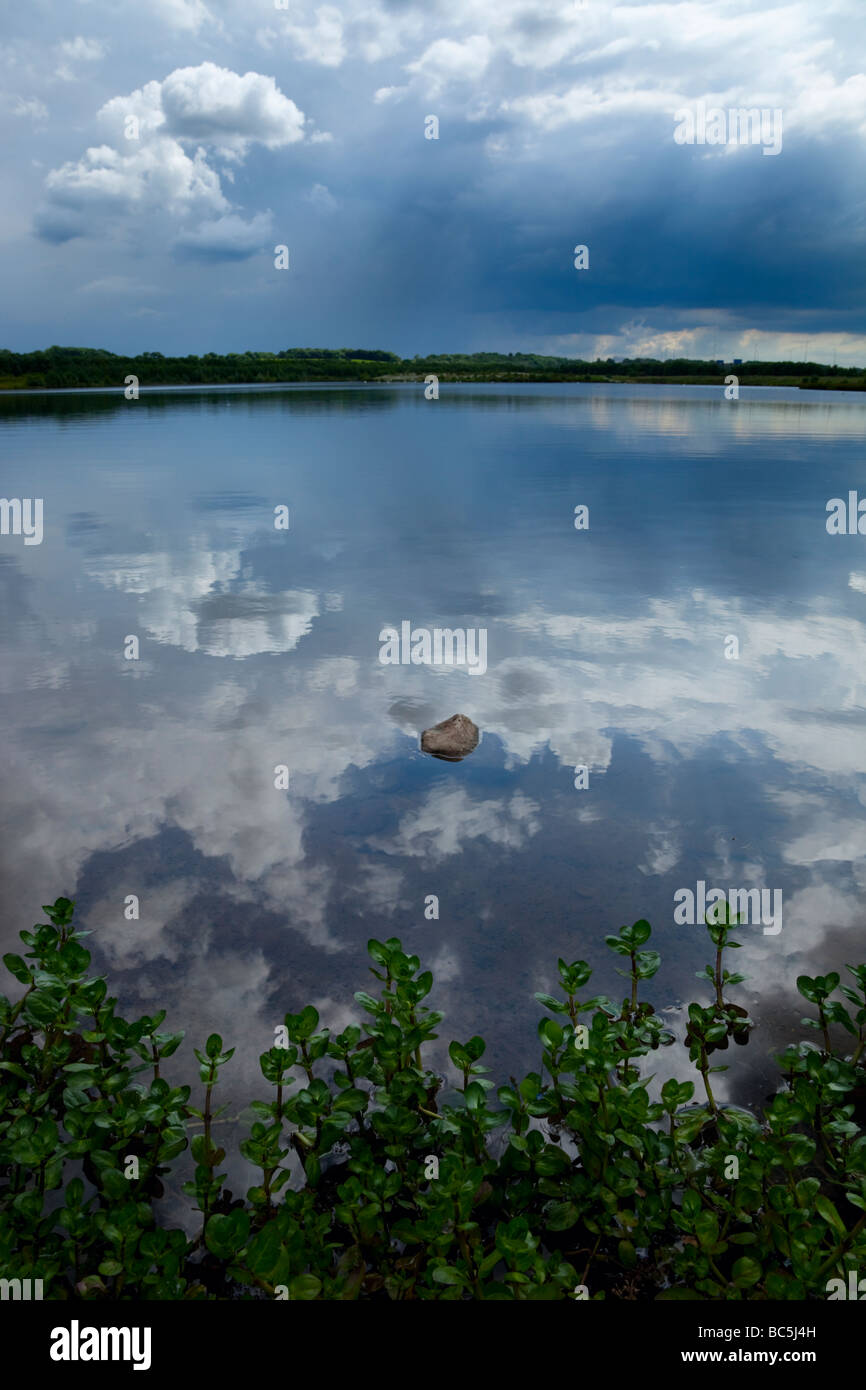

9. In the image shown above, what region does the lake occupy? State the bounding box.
[1,381,865,1130]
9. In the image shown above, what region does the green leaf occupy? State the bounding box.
[534,993,568,1015]
[333,1088,367,1114]
[3,953,31,984]
[289,1274,322,1300]
[732,1256,762,1288]
[681,1189,701,1221]
[795,1177,820,1208]
[464,1081,485,1111]
[0,1061,29,1081]
[432,1266,469,1287]
[295,1006,319,1039]
[605,935,631,957]
[661,1079,680,1108]
[618,1239,637,1269]
[205,1210,249,1258]
[694,1211,719,1249]
[65,1178,84,1207]
[815,1195,846,1237]
[635,950,661,979]
[538,1017,563,1049]
[545,1202,579,1231]
[24,990,62,1026]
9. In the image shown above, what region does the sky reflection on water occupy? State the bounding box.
[1,383,865,1136]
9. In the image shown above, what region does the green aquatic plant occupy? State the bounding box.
[1,897,866,1300]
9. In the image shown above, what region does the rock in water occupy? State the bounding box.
[420,713,480,761]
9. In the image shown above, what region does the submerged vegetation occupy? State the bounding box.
[2,897,866,1300]
[0,344,864,392]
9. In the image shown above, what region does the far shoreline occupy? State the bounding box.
[3,347,865,394]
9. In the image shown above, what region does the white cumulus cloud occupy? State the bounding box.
[36,63,307,258]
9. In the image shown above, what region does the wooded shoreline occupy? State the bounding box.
[2,346,864,392]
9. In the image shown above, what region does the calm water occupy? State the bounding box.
[2,382,865,1123]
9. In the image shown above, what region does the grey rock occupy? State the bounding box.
[420,713,480,761]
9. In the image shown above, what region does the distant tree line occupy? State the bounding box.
[0,344,863,391]
[0,346,402,390]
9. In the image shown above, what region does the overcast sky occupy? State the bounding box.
[2,0,865,361]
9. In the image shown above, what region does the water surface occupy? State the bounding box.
[2,382,865,1119]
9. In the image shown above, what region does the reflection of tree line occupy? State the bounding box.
[0,386,399,420]
[3,383,863,426]
[1,345,863,394]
